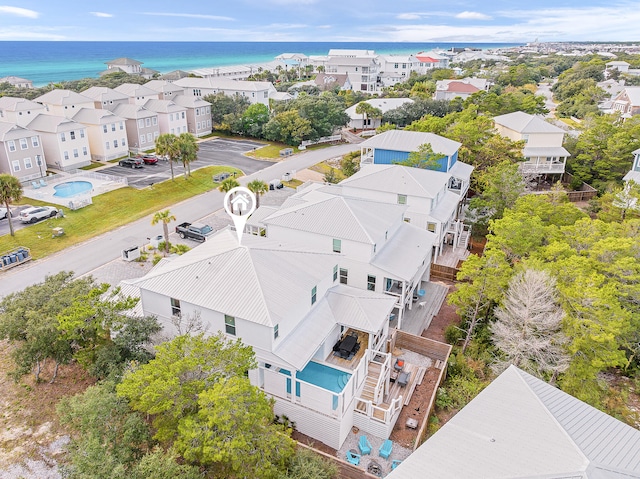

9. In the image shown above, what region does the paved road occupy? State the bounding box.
[0,143,360,298]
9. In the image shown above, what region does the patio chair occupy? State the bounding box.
[379,439,393,459]
[39,178,47,187]
[394,358,405,372]
[358,435,372,455]
[346,449,361,466]
[391,459,402,470]
[31,181,40,189]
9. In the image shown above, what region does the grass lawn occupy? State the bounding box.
[80,162,106,171]
[0,165,241,260]
[309,161,346,182]
[247,142,333,160]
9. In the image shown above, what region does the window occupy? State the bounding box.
[103,125,108,133]
[274,324,279,339]
[385,231,388,241]
[7,140,15,152]
[122,138,126,147]
[64,151,69,160]
[145,117,151,127]
[311,286,317,305]
[367,275,376,291]
[140,134,146,145]
[181,112,185,119]
[225,315,236,336]
[111,123,116,132]
[73,148,79,158]
[332,238,341,253]
[31,136,39,147]
[339,268,348,284]
[333,264,338,282]
[120,122,124,130]
[114,139,118,148]
[522,134,529,143]
[152,116,157,126]
[59,132,66,142]
[24,157,32,169]
[427,222,436,233]
[20,138,28,149]
[197,122,201,130]
[105,141,110,150]
[82,146,88,156]
[397,194,407,205]
[12,160,20,172]
[80,129,85,138]
[147,133,152,142]
[70,131,75,140]
[138,119,144,128]
[170,113,174,121]
[170,298,181,316]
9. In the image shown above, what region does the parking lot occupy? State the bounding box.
[100,138,274,189]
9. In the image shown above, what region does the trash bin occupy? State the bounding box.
[150,235,164,249]
[122,245,141,262]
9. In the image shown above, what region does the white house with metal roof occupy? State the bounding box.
[0,76,33,89]
[359,129,462,173]
[339,163,473,257]
[110,104,160,153]
[170,95,212,137]
[80,86,130,111]
[388,365,640,479]
[173,77,277,107]
[345,98,414,130]
[25,114,91,170]
[114,83,161,106]
[123,228,407,449]
[0,122,46,181]
[142,99,188,136]
[493,111,570,175]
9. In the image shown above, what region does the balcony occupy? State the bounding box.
[521,162,565,174]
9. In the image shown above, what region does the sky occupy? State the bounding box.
[0,0,639,43]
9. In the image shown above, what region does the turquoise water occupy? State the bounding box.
[282,362,352,393]
[53,181,92,198]
[0,41,521,86]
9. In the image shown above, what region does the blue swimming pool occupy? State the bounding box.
[281,362,351,393]
[53,181,93,198]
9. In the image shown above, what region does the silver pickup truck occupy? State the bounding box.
[175,222,214,242]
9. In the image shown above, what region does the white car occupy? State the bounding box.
[19,206,59,223]
[0,206,11,220]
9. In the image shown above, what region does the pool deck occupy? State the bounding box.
[22,171,128,208]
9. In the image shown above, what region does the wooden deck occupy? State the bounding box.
[325,329,368,370]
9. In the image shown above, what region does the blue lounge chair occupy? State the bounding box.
[358,435,372,455]
[31,181,40,189]
[346,449,361,465]
[39,178,47,187]
[391,459,402,470]
[379,439,393,459]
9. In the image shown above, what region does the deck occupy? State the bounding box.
[392,282,449,336]
[326,329,369,370]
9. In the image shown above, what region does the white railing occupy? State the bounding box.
[299,134,342,148]
[368,350,390,404]
[520,162,565,173]
[354,396,403,425]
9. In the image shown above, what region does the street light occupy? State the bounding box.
[36,155,44,178]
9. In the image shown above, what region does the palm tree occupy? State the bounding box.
[247,180,268,208]
[155,134,180,181]
[177,133,199,177]
[151,209,176,255]
[218,177,240,193]
[0,174,23,237]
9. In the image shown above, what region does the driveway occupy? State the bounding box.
[0,206,37,237]
[99,138,274,188]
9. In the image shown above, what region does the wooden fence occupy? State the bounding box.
[430,263,459,282]
[562,172,598,202]
[296,442,379,479]
[394,330,452,367]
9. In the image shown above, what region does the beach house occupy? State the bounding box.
[0,122,45,181]
[142,99,188,136]
[170,95,212,137]
[80,86,130,111]
[110,104,160,154]
[0,97,47,127]
[0,76,33,89]
[25,114,91,170]
[376,55,417,87]
[624,148,640,184]
[114,83,161,106]
[345,98,413,130]
[493,111,569,176]
[173,77,276,107]
[100,58,159,79]
[34,90,94,118]
[325,49,380,93]
[433,78,490,101]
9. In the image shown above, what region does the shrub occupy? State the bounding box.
[280,448,338,479]
[444,324,465,345]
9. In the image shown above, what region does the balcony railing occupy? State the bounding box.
[521,162,565,173]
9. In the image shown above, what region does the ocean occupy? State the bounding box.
[0,41,521,87]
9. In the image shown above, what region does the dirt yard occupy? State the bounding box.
[0,340,95,477]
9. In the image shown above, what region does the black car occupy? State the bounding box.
[119,158,144,168]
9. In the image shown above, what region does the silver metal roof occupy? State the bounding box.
[359,130,462,156]
[428,191,460,223]
[114,83,159,98]
[72,107,124,125]
[111,103,157,119]
[264,194,405,245]
[143,99,186,114]
[494,111,567,134]
[25,113,81,133]
[624,170,640,183]
[523,146,571,157]
[34,89,93,106]
[0,96,45,112]
[340,164,452,199]
[387,366,640,479]
[80,86,129,103]
[371,223,435,281]
[173,77,275,92]
[448,160,474,181]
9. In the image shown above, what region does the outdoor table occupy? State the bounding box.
[339,335,357,357]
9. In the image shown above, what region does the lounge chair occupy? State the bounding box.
[391,459,402,470]
[358,435,372,455]
[31,181,40,189]
[398,371,410,387]
[379,439,393,459]
[39,178,47,187]
[346,449,361,466]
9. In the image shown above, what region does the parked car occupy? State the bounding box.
[19,206,58,223]
[0,206,12,220]
[175,222,214,242]
[141,155,158,165]
[119,158,144,168]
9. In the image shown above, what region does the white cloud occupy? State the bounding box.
[397,13,421,20]
[0,6,39,19]
[456,11,491,20]
[317,25,332,29]
[142,12,234,21]
[89,12,113,18]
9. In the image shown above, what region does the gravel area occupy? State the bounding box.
[337,430,412,476]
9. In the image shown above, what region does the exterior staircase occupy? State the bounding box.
[360,361,383,404]
[458,228,471,250]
